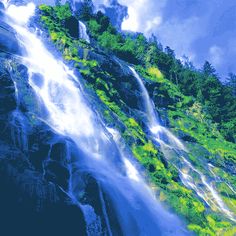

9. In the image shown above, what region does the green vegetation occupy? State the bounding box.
[39,3,236,235]
[39,4,90,59]
[80,3,236,143]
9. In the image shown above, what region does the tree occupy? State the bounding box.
[202,61,216,77]
[165,46,175,58]
[226,73,236,96]
[96,11,110,32]
[77,0,93,20]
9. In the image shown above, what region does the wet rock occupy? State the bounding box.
[87,50,130,78]
[50,141,68,162]
[75,172,123,235]
[0,156,86,236]
[28,122,64,171]
[0,113,86,236]
[0,2,4,12]
[0,58,86,235]
[177,130,198,143]
[223,159,236,175]
[29,142,51,170]
[0,68,17,114]
[44,160,70,190]
[65,16,79,38]
[0,20,21,55]
[85,49,142,110]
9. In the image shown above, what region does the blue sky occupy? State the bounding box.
[93,0,236,78]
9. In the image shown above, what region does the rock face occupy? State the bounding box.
[65,16,79,38]
[0,22,21,55]
[0,69,17,114]
[0,4,21,55]
[0,20,86,236]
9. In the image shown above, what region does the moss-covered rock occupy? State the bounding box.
[38,4,236,235]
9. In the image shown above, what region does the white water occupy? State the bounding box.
[106,127,141,182]
[208,163,236,195]
[130,67,187,151]
[130,66,236,222]
[79,21,90,43]
[4,2,190,235]
[2,0,8,8]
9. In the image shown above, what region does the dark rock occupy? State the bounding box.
[29,142,51,170]
[225,161,236,175]
[64,16,79,38]
[0,69,17,114]
[50,142,68,163]
[85,50,142,110]
[28,122,65,171]
[0,57,87,235]
[74,172,123,235]
[87,50,130,78]
[0,156,86,236]
[177,130,198,143]
[44,160,70,190]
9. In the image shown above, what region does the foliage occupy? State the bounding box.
[83,6,236,143]
[147,67,164,82]
[39,4,236,235]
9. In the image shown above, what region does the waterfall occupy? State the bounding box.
[129,67,186,151]
[4,2,190,235]
[129,66,236,222]
[79,21,90,43]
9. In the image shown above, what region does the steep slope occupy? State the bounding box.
[0,7,86,236]
[37,3,236,235]
[0,1,235,236]
[1,2,190,236]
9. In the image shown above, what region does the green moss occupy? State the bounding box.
[39,4,51,12]
[142,141,158,154]
[136,65,194,108]
[88,19,101,36]
[168,109,236,163]
[132,143,158,161]
[188,224,215,236]
[96,89,145,142]
[188,215,233,236]
[147,67,164,82]
[222,197,236,215]
[54,3,72,20]
[38,5,235,235]
[223,226,236,236]
[128,117,139,127]
[131,142,217,233]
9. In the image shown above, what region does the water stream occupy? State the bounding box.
[79,20,90,43]
[3,2,190,235]
[129,66,236,222]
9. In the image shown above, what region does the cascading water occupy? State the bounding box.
[79,20,90,43]
[129,66,236,222]
[4,2,191,235]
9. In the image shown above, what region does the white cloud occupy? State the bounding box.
[93,0,110,8]
[116,0,201,63]
[157,16,201,62]
[146,16,162,34]
[92,0,236,76]
[118,0,166,35]
[209,45,223,66]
